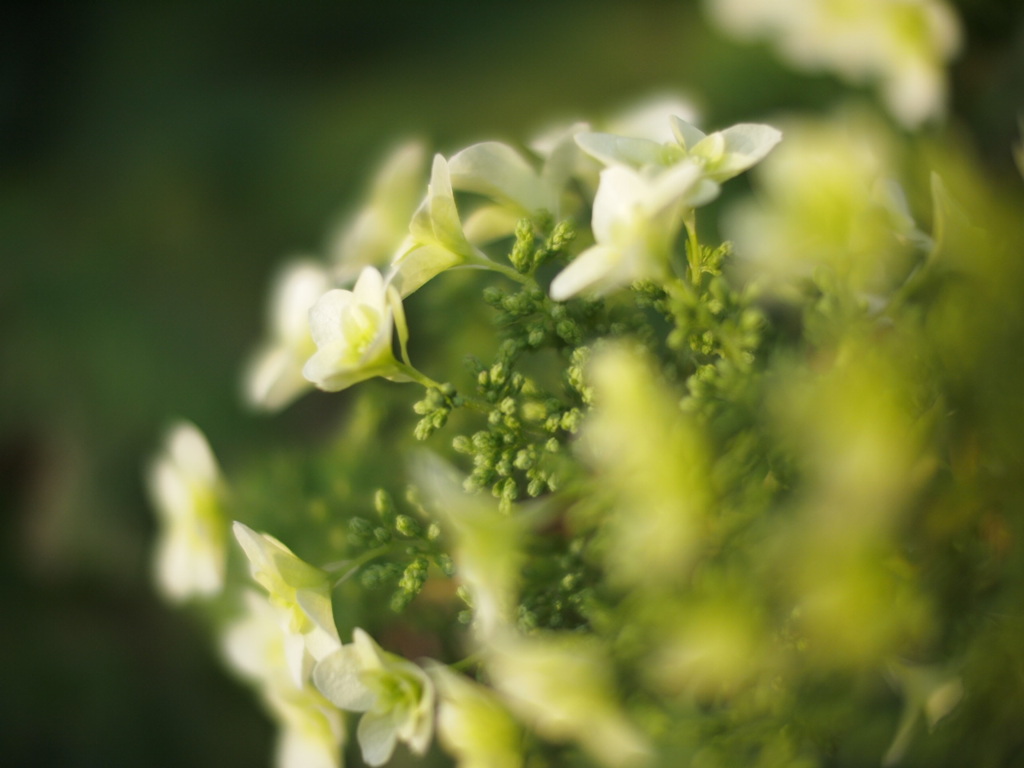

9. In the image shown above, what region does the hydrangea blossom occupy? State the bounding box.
[147,420,227,602]
[244,259,331,412]
[232,522,341,681]
[313,628,435,766]
[302,266,410,392]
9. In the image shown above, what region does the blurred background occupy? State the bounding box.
[1,1,1021,765]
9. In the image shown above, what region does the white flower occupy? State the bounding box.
[429,663,523,768]
[549,162,706,300]
[222,590,345,768]
[705,0,961,127]
[302,266,410,393]
[328,139,429,283]
[147,420,227,602]
[244,259,331,412]
[388,154,490,297]
[486,631,650,768]
[313,628,435,766]
[232,522,341,682]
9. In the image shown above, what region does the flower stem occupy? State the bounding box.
[684,211,701,286]
[394,361,444,390]
[326,545,394,588]
[467,252,531,285]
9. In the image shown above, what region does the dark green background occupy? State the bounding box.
[2,2,1021,765]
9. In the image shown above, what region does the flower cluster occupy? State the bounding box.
[149,13,1024,765]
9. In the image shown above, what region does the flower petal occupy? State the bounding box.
[449,141,554,214]
[549,245,622,301]
[575,132,666,168]
[313,647,377,712]
[357,709,401,767]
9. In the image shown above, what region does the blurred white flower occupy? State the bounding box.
[429,663,523,768]
[412,453,527,638]
[222,590,345,768]
[328,139,429,283]
[313,628,435,766]
[232,522,342,679]
[724,114,918,296]
[302,266,410,393]
[705,0,961,127]
[487,631,650,768]
[244,259,331,412]
[579,344,713,587]
[148,420,227,602]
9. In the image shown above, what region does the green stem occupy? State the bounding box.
[449,652,483,672]
[467,252,531,285]
[394,361,444,391]
[684,211,701,286]
[326,545,394,588]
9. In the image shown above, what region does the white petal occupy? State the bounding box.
[313,647,377,712]
[270,260,331,343]
[575,132,664,168]
[427,154,475,255]
[243,344,312,412]
[608,95,700,143]
[350,267,387,313]
[669,116,707,151]
[295,591,342,660]
[307,289,355,347]
[706,123,783,181]
[449,141,554,213]
[387,242,464,298]
[167,421,219,486]
[590,166,650,243]
[357,710,401,767]
[549,245,622,300]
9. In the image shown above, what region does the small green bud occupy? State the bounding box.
[374,489,395,521]
[482,286,504,305]
[347,516,374,545]
[452,435,472,454]
[395,514,423,538]
[390,591,413,612]
[434,552,456,577]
